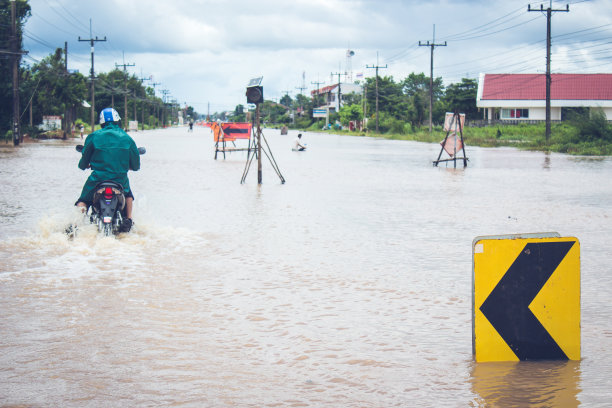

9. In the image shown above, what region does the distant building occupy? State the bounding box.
[476,73,612,122]
[311,82,363,113]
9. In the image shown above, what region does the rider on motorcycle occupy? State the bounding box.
[75,108,140,232]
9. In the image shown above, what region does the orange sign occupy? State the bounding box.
[442,132,463,157]
[221,123,252,140]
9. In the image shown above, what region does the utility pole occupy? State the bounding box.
[311,77,326,126]
[282,89,294,124]
[310,79,325,101]
[138,73,150,130]
[115,52,135,130]
[363,84,367,132]
[63,41,71,137]
[79,19,106,133]
[150,81,161,127]
[161,89,170,127]
[9,0,27,145]
[366,52,387,133]
[295,72,307,120]
[330,70,343,111]
[529,1,569,142]
[419,24,446,133]
[296,71,307,94]
[64,41,68,71]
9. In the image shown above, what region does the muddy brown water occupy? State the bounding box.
[1,127,611,406]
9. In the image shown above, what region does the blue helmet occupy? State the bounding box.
[99,107,121,125]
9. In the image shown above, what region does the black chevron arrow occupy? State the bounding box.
[480,241,575,360]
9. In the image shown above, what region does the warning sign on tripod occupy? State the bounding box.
[433,111,469,168]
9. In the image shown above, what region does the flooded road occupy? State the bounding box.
[1,126,611,407]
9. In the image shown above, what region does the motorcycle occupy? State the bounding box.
[70,144,146,237]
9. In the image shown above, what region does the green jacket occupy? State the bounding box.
[78,123,140,203]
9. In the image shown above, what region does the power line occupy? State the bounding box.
[448,15,541,42]
[41,0,89,33]
[52,0,91,32]
[442,4,528,41]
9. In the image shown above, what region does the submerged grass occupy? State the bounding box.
[317,122,612,156]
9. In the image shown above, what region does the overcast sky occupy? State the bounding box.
[23,0,611,115]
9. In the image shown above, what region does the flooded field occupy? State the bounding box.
[1,126,611,407]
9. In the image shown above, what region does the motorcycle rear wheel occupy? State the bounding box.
[102,224,113,237]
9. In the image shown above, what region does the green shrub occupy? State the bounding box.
[388,118,407,135]
[573,109,612,142]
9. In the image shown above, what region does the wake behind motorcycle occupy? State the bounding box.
[69,144,146,237]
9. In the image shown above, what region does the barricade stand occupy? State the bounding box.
[213,122,253,160]
[433,111,468,168]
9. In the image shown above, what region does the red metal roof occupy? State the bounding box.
[311,84,338,96]
[480,74,612,100]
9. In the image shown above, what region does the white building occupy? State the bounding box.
[311,82,363,113]
[476,73,612,122]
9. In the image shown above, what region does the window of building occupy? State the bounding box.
[501,108,529,119]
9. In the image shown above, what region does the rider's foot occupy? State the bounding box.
[120,218,133,233]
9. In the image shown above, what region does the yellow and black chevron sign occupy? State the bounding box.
[473,234,580,362]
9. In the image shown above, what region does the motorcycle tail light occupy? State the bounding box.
[104,187,113,199]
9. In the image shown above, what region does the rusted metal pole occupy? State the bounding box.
[256,104,262,184]
[11,0,20,145]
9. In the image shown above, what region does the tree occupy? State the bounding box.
[401,73,444,126]
[338,103,363,126]
[96,69,126,112]
[443,78,478,119]
[0,0,31,136]
[233,104,246,122]
[279,94,292,107]
[294,93,312,117]
[342,91,362,106]
[23,48,87,130]
[260,101,288,124]
[364,76,407,122]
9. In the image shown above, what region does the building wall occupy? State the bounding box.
[527,107,561,121]
[498,107,561,121]
[322,83,363,112]
[476,73,612,121]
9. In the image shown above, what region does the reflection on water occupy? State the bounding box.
[543,151,551,169]
[471,361,581,407]
[0,129,611,406]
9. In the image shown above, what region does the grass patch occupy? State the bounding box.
[330,122,612,156]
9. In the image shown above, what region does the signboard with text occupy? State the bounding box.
[313,109,327,118]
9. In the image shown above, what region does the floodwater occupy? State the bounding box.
[1,126,611,407]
